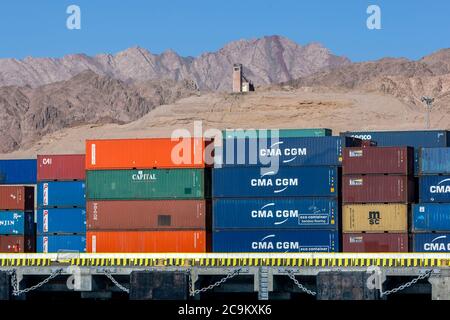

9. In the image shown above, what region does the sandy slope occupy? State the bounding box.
[1,87,447,159]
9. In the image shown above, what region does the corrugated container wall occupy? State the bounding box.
[87,231,207,253]
[86,200,208,230]
[37,154,86,181]
[37,235,86,253]
[343,233,408,252]
[218,136,361,167]
[342,204,408,233]
[0,186,34,210]
[419,175,450,203]
[213,198,338,229]
[86,138,212,170]
[213,166,338,198]
[343,175,415,203]
[37,208,86,234]
[0,235,34,253]
[419,147,450,175]
[37,181,86,208]
[343,147,413,175]
[86,169,207,200]
[223,128,332,139]
[0,211,34,235]
[413,233,450,252]
[340,130,449,175]
[0,159,37,184]
[412,203,450,232]
[212,230,339,252]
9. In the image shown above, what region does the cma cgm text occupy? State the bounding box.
[430,185,450,193]
[250,178,298,187]
[259,148,307,157]
[251,210,299,218]
[251,241,300,250]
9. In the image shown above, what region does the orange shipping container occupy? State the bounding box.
[86,138,213,170]
[87,231,207,253]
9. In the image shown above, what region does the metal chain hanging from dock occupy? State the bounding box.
[286,270,317,296]
[188,268,242,296]
[381,269,433,297]
[10,269,63,296]
[103,270,130,293]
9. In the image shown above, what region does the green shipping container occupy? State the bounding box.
[86,169,208,200]
[223,128,332,139]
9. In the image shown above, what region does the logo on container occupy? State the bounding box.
[423,235,450,251]
[132,171,157,181]
[250,171,298,194]
[351,134,372,140]
[43,236,48,253]
[42,158,52,165]
[43,210,49,233]
[43,183,49,206]
[259,141,307,164]
[251,234,300,251]
[251,203,299,225]
[429,178,450,194]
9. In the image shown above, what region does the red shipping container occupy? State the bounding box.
[342,175,415,203]
[87,231,207,253]
[37,154,85,181]
[0,235,35,253]
[0,186,34,210]
[86,138,213,170]
[343,146,413,175]
[86,200,209,231]
[343,233,408,252]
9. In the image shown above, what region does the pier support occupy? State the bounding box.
[429,276,450,300]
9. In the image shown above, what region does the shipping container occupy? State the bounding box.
[342,204,408,233]
[86,138,212,170]
[0,159,37,184]
[340,130,450,175]
[213,198,338,229]
[419,147,450,175]
[342,233,408,252]
[413,233,450,252]
[36,235,86,253]
[37,154,86,181]
[223,128,332,139]
[343,146,413,175]
[0,211,34,235]
[86,231,207,253]
[412,203,450,232]
[37,208,86,234]
[213,166,338,198]
[212,230,338,252]
[419,175,450,203]
[0,235,34,253]
[86,200,208,231]
[0,186,34,210]
[218,136,361,167]
[86,169,207,200]
[37,181,86,208]
[342,175,415,203]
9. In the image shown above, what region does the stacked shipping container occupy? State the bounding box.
[412,147,450,252]
[342,144,414,252]
[85,138,211,252]
[0,159,37,253]
[212,129,359,252]
[36,155,87,252]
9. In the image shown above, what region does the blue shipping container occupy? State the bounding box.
[419,147,450,175]
[37,208,86,234]
[340,130,449,175]
[413,203,450,232]
[37,234,86,253]
[0,210,34,235]
[37,181,86,208]
[419,175,450,203]
[218,136,360,167]
[0,159,37,184]
[212,230,339,252]
[213,198,338,229]
[212,166,338,198]
[413,233,450,252]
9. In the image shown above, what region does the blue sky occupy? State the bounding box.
[0,1,449,61]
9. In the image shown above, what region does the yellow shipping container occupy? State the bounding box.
[342,204,408,233]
